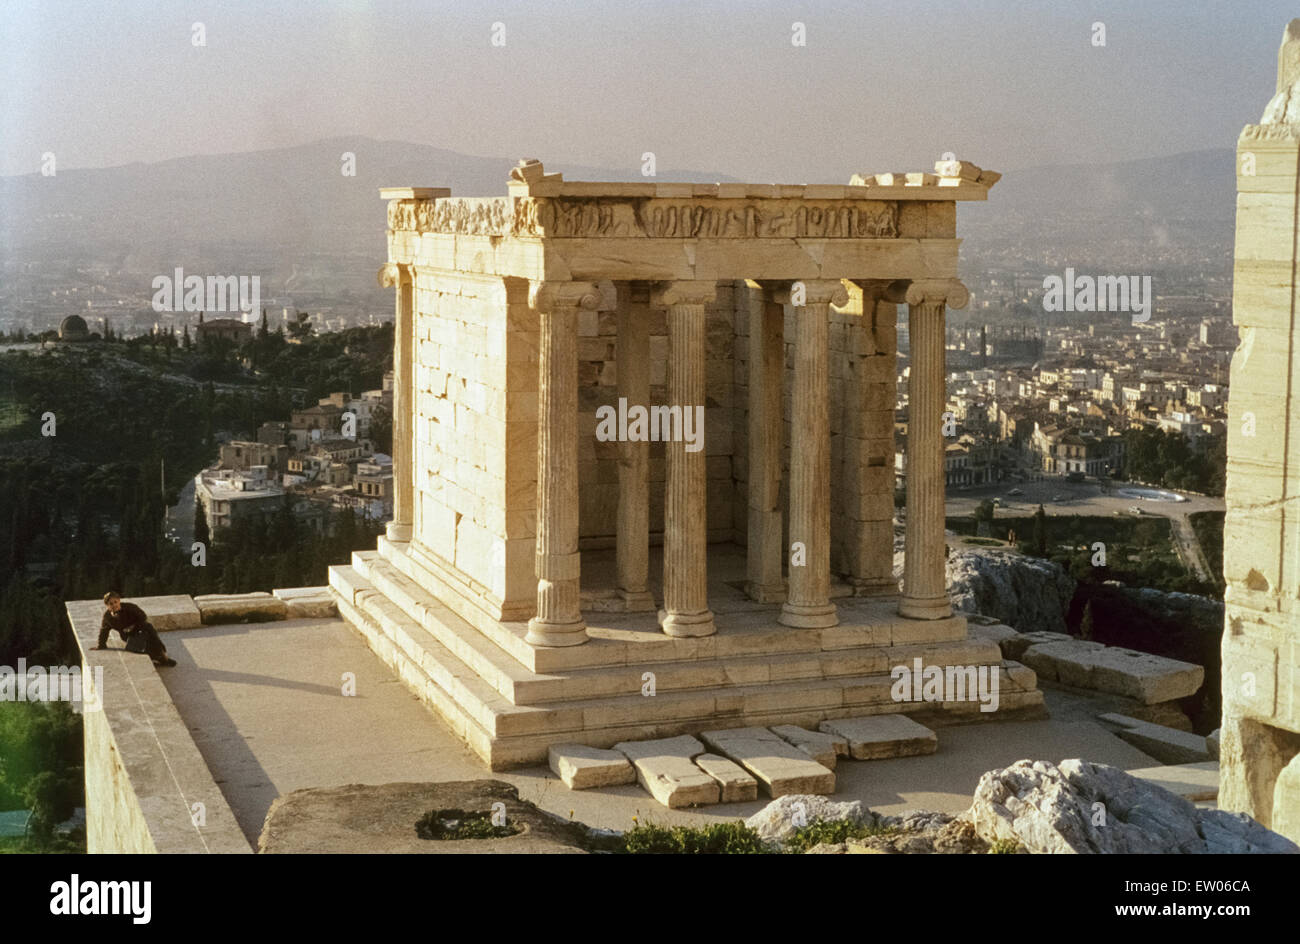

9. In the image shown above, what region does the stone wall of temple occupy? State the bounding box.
[1220,20,1300,842]
[574,280,739,546]
[412,270,537,613]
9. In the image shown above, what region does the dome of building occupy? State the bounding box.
[58,314,90,340]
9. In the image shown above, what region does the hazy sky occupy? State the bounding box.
[1,0,1293,180]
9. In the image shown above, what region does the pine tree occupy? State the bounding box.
[1033,504,1048,557]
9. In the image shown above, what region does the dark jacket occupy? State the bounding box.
[98,601,150,648]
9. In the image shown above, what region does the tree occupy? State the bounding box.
[194,499,210,548]
[1033,504,1048,557]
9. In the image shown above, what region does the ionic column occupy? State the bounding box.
[896,279,969,620]
[652,281,716,637]
[616,283,654,610]
[526,281,599,648]
[379,262,414,543]
[779,280,847,629]
[746,282,785,602]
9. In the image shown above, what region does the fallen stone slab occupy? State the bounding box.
[700,727,835,797]
[548,743,636,790]
[193,592,288,624]
[272,586,337,619]
[1098,714,1211,765]
[694,753,758,803]
[1127,762,1219,802]
[1001,631,1074,662]
[770,725,846,769]
[744,795,869,841]
[613,735,719,808]
[1085,647,1204,705]
[970,759,1297,853]
[818,714,937,760]
[126,594,202,631]
[258,780,589,853]
[968,622,1020,648]
[1019,639,1106,685]
[1206,728,1221,759]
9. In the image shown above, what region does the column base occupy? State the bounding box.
[385,522,412,543]
[617,588,657,612]
[778,601,839,628]
[898,595,953,620]
[525,617,589,648]
[658,609,717,638]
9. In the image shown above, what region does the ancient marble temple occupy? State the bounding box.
[1220,20,1300,843]
[330,157,1044,769]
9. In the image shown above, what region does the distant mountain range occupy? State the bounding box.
[0,137,1236,276]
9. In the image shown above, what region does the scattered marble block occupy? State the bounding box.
[968,622,1020,649]
[128,595,201,631]
[1024,641,1203,705]
[770,725,847,769]
[699,727,835,797]
[272,586,337,619]
[1001,631,1074,662]
[819,715,938,760]
[1127,762,1220,802]
[1098,714,1211,765]
[549,743,636,790]
[614,735,719,808]
[193,592,288,624]
[694,753,758,803]
[1206,728,1221,760]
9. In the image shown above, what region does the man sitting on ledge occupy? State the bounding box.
[93,591,177,667]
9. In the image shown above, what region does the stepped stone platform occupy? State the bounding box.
[329,539,1045,769]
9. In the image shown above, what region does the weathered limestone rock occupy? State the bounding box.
[548,743,636,789]
[946,550,1075,633]
[694,753,758,802]
[770,724,847,769]
[614,735,719,808]
[700,727,835,797]
[1098,714,1211,765]
[969,759,1297,854]
[272,587,337,619]
[1206,727,1221,759]
[258,780,589,854]
[818,714,937,760]
[744,795,868,841]
[193,592,288,624]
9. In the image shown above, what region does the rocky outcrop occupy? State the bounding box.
[944,549,1076,633]
[744,795,869,841]
[969,759,1298,854]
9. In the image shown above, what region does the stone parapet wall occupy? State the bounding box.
[66,597,253,854]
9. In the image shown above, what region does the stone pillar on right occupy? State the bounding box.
[895,278,968,621]
[1219,19,1300,843]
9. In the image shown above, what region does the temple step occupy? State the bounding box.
[328,564,1043,770]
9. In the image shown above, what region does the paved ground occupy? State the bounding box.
[161,616,1162,845]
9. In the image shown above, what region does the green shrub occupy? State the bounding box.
[988,838,1021,854]
[784,818,897,854]
[615,820,771,854]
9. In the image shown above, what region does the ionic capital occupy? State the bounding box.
[884,278,970,310]
[529,281,601,312]
[763,279,849,308]
[377,262,412,288]
[650,280,717,309]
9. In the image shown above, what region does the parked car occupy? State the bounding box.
[1051,494,1065,502]
[1129,506,1143,515]
[1006,488,1024,496]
